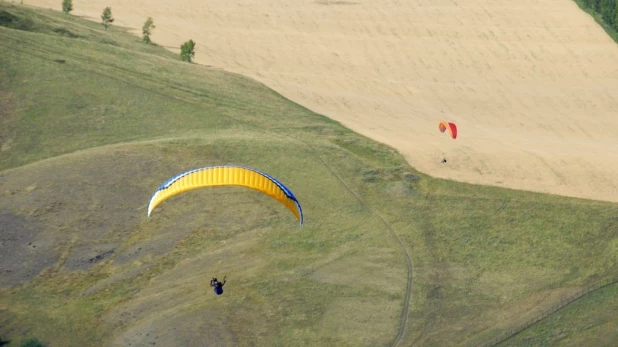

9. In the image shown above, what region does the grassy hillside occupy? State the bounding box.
[1,3,617,346]
[501,280,618,346]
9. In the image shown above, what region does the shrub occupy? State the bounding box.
[180,39,196,62]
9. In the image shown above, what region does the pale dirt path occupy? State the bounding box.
[26,0,618,204]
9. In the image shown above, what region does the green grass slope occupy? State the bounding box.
[1,3,617,346]
[500,280,618,346]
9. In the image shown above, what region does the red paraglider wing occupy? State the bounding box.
[438,121,457,139]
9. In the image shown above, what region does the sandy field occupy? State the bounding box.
[27,0,618,203]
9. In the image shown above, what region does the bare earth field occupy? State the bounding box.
[26,0,618,203]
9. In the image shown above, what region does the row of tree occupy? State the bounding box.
[580,0,618,31]
[61,0,196,62]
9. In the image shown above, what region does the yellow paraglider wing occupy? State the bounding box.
[147,166,303,225]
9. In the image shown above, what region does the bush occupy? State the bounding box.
[180,39,196,62]
[101,6,114,30]
[61,0,73,14]
[142,16,155,43]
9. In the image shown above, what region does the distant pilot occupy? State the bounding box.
[210,276,227,295]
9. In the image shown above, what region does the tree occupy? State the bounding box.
[142,17,156,43]
[61,0,73,14]
[101,7,114,30]
[180,39,196,62]
[601,0,616,25]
